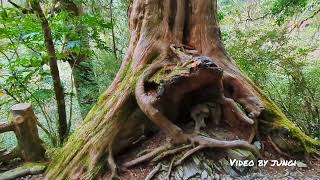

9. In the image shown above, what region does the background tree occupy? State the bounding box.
[221,0,320,138]
[30,0,68,145]
[51,0,101,117]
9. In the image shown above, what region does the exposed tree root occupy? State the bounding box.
[136,149,152,158]
[166,157,175,179]
[189,135,261,158]
[135,133,261,179]
[145,163,162,180]
[107,146,121,180]
[132,54,262,175]
[151,144,192,162]
[122,143,172,168]
[222,73,264,119]
[123,134,260,173]
[135,62,190,144]
[248,122,258,143]
[222,97,254,125]
[174,145,206,166]
[267,136,294,159]
[171,134,262,166]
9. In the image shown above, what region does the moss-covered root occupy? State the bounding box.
[0,162,47,180]
[261,96,320,158]
[45,90,132,179]
[107,145,121,180]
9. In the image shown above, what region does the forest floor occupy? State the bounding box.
[1,131,319,180]
[117,160,320,180]
[6,161,320,180]
[116,131,320,180]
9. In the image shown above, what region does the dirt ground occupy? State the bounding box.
[116,131,320,180]
[16,161,320,180]
[2,130,319,180]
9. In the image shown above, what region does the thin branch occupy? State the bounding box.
[7,0,20,9]
[289,8,320,32]
[3,89,20,102]
[13,76,56,142]
[22,41,42,56]
[67,57,77,135]
[8,0,33,14]
[243,0,294,22]
[110,0,118,59]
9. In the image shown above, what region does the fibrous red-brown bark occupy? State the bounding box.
[46,0,320,179]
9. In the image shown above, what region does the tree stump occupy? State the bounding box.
[11,103,46,162]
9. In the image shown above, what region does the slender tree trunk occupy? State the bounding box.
[46,0,320,179]
[31,1,67,145]
[110,0,118,59]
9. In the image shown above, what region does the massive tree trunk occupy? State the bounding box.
[46,0,320,179]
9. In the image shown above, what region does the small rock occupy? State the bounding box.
[219,158,238,176]
[282,171,290,177]
[296,161,307,168]
[227,149,255,161]
[201,171,208,179]
[253,141,262,150]
[221,174,232,180]
[193,156,201,166]
[264,151,272,158]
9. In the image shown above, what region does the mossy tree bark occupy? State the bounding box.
[46,0,320,179]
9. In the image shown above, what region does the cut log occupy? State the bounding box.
[0,122,14,133]
[11,103,46,162]
[0,148,19,163]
